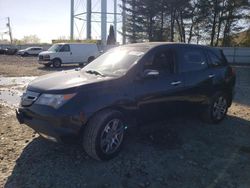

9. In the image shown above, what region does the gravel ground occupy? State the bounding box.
[0,55,80,77]
[0,55,250,188]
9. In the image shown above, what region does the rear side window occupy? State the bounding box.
[207,49,227,67]
[178,48,207,72]
[60,45,70,52]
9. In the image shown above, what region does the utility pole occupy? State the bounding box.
[86,0,92,39]
[70,0,74,41]
[6,17,13,44]
[114,0,117,39]
[122,0,126,44]
[101,0,107,45]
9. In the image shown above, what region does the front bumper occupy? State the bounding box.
[38,60,51,64]
[16,107,82,142]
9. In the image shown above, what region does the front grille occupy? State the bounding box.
[21,90,40,107]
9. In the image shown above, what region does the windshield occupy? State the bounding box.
[82,46,146,77]
[48,44,62,52]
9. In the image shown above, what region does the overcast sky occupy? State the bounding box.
[0,0,122,43]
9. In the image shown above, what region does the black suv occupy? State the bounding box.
[16,43,236,160]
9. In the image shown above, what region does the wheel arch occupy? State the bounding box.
[52,57,62,63]
[79,105,136,136]
[87,56,95,63]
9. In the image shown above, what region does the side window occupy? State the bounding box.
[60,45,70,52]
[208,50,227,67]
[178,48,207,72]
[144,49,173,74]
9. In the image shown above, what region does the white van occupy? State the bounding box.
[38,43,100,68]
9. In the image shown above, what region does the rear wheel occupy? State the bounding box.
[82,110,126,160]
[53,59,61,68]
[88,56,95,63]
[23,52,29,57]
[202,92,228,123]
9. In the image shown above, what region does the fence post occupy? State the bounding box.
[233,46,236,64]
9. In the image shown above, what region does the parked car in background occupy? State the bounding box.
[0,47,5,54]
[16,43,236,160]
[38,43,100,68]
[5,47,18,55]
[17,47,43,56]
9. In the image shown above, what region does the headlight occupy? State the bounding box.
[35,93,76,109]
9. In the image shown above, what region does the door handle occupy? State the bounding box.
[171,81,182,86]
[70,52,72,55]
[208,74,215,78]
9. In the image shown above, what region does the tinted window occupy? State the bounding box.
[178,48,207,72]
[208,49,227,67]
[60,45,70,52]
[144,49,173,74]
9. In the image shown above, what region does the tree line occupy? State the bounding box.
[122,0,250,46]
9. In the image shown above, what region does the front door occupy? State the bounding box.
[59,44,72,63]
[135,46,185,122]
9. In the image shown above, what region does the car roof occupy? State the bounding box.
[27,47,42,49]
[123,42,212,50]
[55,43,96,45]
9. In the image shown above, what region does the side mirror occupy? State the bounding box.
[143,69,159,79]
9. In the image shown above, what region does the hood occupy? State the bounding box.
[27,69,114,93]
[39,51,55,55]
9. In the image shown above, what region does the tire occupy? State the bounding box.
[202,92,229,124]
[53,59,61,68]
[23,52,29,57]
[88,56,95,63]
[82,109,126,161]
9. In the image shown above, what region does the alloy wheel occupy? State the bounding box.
[212,96,227,120]
[100,118,124,154]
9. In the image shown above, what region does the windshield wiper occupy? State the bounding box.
[85,70,105,77]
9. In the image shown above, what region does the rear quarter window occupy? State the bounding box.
[207,49,228,67]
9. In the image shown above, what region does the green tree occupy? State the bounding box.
[107,25,116,45]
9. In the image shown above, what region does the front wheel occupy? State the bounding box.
[53,59,61,68]
[88,56,95,63]
[23,52,29,57]
[202,92,229,124]
[82,110,126,160]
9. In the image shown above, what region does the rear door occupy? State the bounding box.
[30,48,40,55]
[176,46,213,105]
[135,46,186,122]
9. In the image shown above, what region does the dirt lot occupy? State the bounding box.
[0,55,80,77]
[0,55,250,188]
